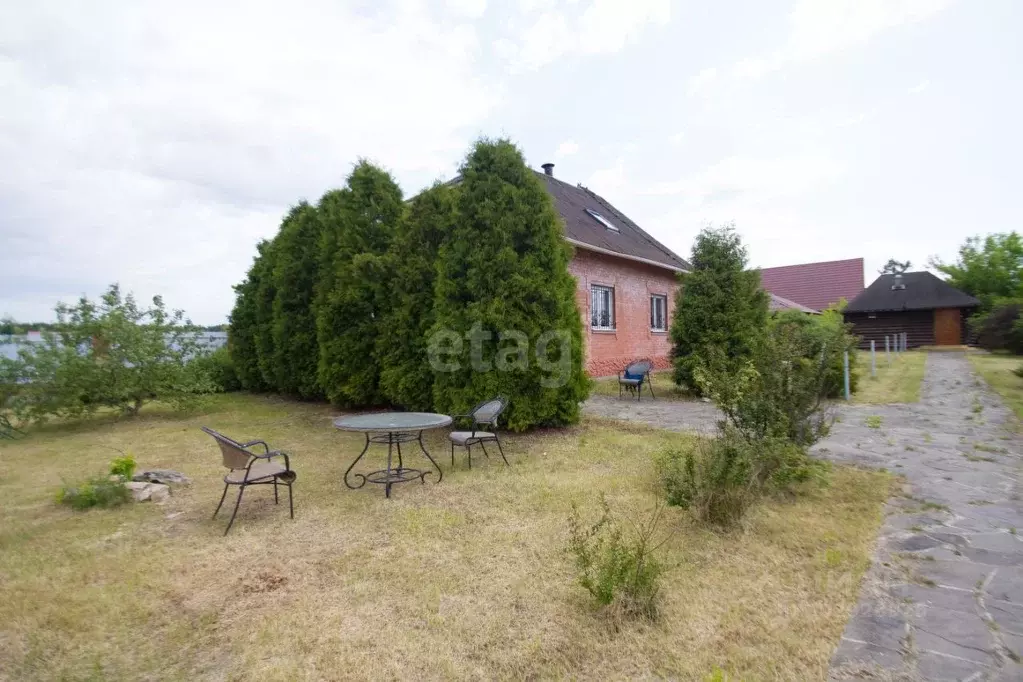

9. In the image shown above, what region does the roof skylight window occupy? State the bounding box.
[585,208,619,232]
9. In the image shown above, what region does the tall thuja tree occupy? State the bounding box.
[377,183,457,410]
[316,161,403,406]
[229,240,272,391]
[270,202,323,398]
[670,224,768,393]
[252,238,279,388]
[431,139,588,431]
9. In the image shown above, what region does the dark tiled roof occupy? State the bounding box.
[758,258,864,311]
[844,271,981,313]
[534,172,690,271]
[768,292,819,314]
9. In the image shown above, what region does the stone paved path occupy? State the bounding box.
[584,352,1023,681]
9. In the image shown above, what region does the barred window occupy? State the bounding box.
[591,285,615,330]
[650,295,667,331]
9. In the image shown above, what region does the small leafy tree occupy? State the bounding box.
[970,299,1023,353]
[670,225,769,393]
[879,259,912,275]
[316,161,404,406]
[931,232,1023,311]
[229,240,273,392]
[270,202,323,399]
[431,139,589,430]
[11,284,214,422]
[377,183,457,410]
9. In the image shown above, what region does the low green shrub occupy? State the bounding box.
[657,431,828,529]
[109,454,136,480]
[567,496,668,625]
[191,346,241,392]
[57,476,131,510]
[1012,363,1023,379]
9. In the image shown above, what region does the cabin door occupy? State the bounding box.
[934,308,961,346]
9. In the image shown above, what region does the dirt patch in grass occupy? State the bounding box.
[0,394,890,681]
[968,351,1023,421]
[852,350,927,404]
[590,370,692,401]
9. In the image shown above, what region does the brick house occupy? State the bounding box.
[535,164,690,377]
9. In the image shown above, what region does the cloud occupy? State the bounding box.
[0,0,502,322]
[587,158,628,195]
[707,0,955,84]
[908,79,931,94]
[556,140,580,157]
[644,154,846,208]
[687,67,718,95]
[496,0,671,72]
[446,0,488,18]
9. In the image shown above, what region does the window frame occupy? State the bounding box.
[590,284,616,331]
[649,294,667,332]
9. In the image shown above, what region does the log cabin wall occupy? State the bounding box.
[844,310,935,349]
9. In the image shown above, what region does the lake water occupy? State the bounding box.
[0,332,227,360]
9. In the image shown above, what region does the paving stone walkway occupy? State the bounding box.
[583,352,1023,681]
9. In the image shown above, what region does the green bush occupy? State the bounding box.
[656,434,759,528]
[431,139,589,430]
[377,183,457,410]
[57,476,131,510]
[108,455,136,480]
[1013,363,1023,379]
[770,308,859,398]
[228,240,274,392]
[190,346,241,392]
[695,315,841,448]
[8,285,216,423]
[670,225,769,394]
[270,202,324,399]
[316,162,404,407]
[657,432,826,528]
[971,300,1023,353]
[568,496,667,624]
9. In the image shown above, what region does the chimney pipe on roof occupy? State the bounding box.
[541,162,554,176]
[891,273,906,290]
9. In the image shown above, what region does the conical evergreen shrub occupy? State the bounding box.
[315,162,403,406]
[270,202,323,398]
[377,183,457,410]
[228,240,273,391]
[252,238,279,388]
[431,139,589,430]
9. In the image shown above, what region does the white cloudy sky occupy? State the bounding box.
[2,0,1020,322]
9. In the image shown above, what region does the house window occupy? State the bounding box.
[591,285,615,330]
[650,294,667,331]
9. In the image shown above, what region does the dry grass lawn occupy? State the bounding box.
[852,350,927,404]
[968,351,1023,421]
[590,370,691,401]
[0,394,890,681]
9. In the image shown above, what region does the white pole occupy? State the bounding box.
[885,336,891,366]
[843,351,851,400]
[870,340,876,378]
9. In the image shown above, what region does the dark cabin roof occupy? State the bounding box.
[534,172,690,272]
[844,271,981,313]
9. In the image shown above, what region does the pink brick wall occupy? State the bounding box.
[568,249,680,377]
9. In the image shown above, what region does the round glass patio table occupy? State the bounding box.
[333,412,452,498]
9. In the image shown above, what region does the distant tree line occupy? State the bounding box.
[228,139,589,430]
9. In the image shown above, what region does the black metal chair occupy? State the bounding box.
[201,427,296,535]
[618,359,655,401]
[449,397,508,469]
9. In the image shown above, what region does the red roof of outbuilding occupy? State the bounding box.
[758,258,864,311]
